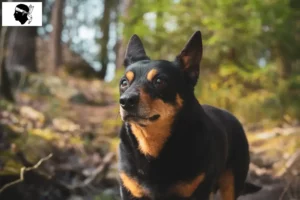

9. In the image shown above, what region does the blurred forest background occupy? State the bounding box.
[0,0,300,199]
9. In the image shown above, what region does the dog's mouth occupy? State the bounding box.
[123,113,160,123]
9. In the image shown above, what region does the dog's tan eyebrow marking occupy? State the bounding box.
[126,71,135,83]
[146,69,158,81]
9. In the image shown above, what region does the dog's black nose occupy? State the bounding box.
[120,93,139,110]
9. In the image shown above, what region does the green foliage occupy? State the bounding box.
[119,0,300,125]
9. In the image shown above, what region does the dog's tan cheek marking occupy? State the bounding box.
[119,105,125,119]
[120,172,148,198]
[218,169,235,200]
[130,90,181,157]
[169,173,206,198]
[125,71,134,83]
[146,69,158,81]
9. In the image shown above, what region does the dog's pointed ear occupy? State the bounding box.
[123,34,150,68]
[176,31,203,86]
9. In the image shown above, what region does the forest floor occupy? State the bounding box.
[0,73,299,200]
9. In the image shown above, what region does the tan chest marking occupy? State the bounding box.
[130,117,172,158]
[169,173,206,198]
[120,172,148,198]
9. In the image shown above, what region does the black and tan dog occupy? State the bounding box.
[117,31,261,200]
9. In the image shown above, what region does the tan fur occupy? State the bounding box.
[176,93,184,107]
[120,172,148,198]
[126,71,135,83]
[130,91,183,157]
[146,69,158,81]
[169,173,206,198]
[218,170,235,200]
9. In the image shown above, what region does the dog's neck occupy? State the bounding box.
[127,94,203,158]
[128,115,174,158]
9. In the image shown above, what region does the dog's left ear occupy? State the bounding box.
[123,34,150,68]
[176,31,203,86]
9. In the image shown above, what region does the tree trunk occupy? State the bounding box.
[275,44,292,79]
[5,26,37,72]
[0,26,14,102]
[50,0,65,73]
[115,0,132,70]
[0,0,3,29]
[1,58,14,101]
[98,0,113,80]
[4,0,40,87]
[5,0,39,77]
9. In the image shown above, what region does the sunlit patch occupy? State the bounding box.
[218,169,235,200]
[120,172,148,198]
[169,173,206,197]
[129,90,183,157]
[125,71,135,83]
[146,69,158,81]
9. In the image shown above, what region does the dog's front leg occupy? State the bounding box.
[120,185,136,200]
[120,185,149,200]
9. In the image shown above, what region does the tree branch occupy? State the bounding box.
[0,153,53,193]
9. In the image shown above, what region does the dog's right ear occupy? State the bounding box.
[123,34,150,68]
[176,31,203,87]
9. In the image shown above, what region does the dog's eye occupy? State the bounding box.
[153,77,166,89]
[120,79,129,89]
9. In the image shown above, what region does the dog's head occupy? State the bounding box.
[119,31,203,125]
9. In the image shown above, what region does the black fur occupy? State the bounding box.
[118,31,261,200]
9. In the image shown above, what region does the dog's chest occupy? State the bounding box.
[121,164,206,199]
[120,150,207,199]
